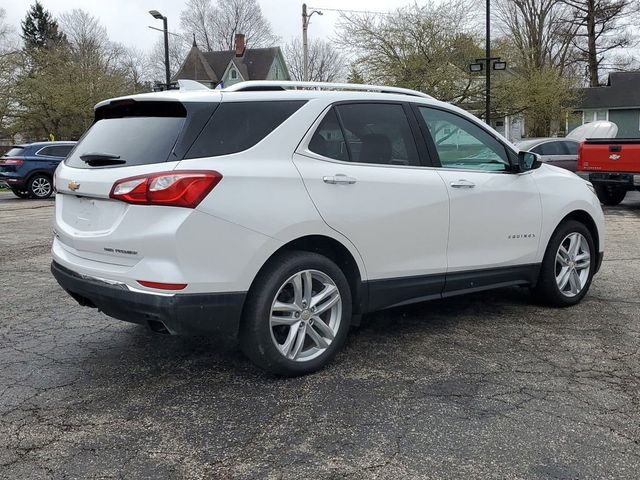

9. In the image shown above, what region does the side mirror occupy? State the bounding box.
[517,151,540,172]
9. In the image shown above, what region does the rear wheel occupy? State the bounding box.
[27,174,53,199]
[595,186,626,206]
[240,251,352,376]
[10,188,30,199]
[532,220,595,307]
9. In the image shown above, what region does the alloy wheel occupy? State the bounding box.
[31,177,51,198]
[555,232,591,297]
[269,269,342,362]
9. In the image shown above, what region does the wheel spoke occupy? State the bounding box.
[557,267,571,290]
[556,251,569,267]
[271,315,299,326]
[569,269,581,294]
[575,257,591,270]
[314,292,340,315]
[272,301,299,313]
[306,325,329,349]
[310,284,337,309]
[568,233,580,258]
[289,324,306,359]
[279,322,301,357]
[292,273,304,308]
[312,316,335,340]
[302,270,313,305]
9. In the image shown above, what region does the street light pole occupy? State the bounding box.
[150,10,170,88]
[485,0,491,125]
[302,3,322,82]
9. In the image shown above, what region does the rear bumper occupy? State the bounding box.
[577,171,640,189]
[51,261,246,339]
[0,172,26,188]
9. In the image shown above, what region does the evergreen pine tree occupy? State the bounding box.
[21,1,66,50]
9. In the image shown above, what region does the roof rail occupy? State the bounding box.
[223,80,433,99]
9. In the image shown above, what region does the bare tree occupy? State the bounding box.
[560,0,639,86]
[285,38,346,82]
[494,0,578,74]
[180,0,215,51]
[180,0,278,51]
[148,34,190,83]
[336,1,484,104]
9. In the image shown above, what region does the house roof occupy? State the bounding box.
[576,72,640,110]
[172,45,284,84]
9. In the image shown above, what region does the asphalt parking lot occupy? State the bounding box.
[1,189,639,479]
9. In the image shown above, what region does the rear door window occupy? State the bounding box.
[563,141,578,155]
[532,141,567,156]
[308,109,349,161]
[334,103,420,166]
[37,145,73,157]
[185,101,306,159]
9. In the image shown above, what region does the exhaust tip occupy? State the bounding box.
[147,320,170,334]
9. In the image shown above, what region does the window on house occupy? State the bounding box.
[231,70,237,79]
[582,110,608,123]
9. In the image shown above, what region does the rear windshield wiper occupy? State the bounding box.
[80,152,125,166]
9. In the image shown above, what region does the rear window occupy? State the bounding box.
[185,101,306,159]
[66,116,185,168]
[3,147,24,157]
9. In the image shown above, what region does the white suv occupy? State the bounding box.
[52,81,605,376]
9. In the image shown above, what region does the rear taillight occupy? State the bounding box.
[576,141,584,171]
[109,171,222,208]
[0,158,24,166]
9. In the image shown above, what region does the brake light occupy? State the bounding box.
[110,171,222,208]
[576,141,584,171]
[0,158,24,166]
[137,280,187,290]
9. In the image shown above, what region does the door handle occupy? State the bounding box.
[323,174,357,185]
[450,179,475,189]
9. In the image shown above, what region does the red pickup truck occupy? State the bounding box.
[577,138,640,205]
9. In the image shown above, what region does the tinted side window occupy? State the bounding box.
[419,107,509,171]
[563,141,578,155]
[3,147,25,157]
[40,145,73,157]
[536,141,566,156]
[334,103,420,166]
[36,146,55,156]
[186,101,306,158]
[308,108,348,161]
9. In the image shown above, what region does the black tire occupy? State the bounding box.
[595,186,626,206]
[10,188,30,199]
[532,220,595,307]
[27,174,53,199]
[240,251,352,377]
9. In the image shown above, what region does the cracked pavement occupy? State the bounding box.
[1,190,639,479]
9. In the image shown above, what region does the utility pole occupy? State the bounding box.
[302,3,309,82]
[302,3,322,82]
[485,0,491,126]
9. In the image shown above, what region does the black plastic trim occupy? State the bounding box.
[362,263,541,312]
[51,261,245,339]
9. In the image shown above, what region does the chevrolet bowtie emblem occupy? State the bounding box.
[68,181,81,191]
[609,154,620,160]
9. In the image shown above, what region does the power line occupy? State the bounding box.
[308,6,392,16]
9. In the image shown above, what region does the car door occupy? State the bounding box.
[293,102,450,308]
[35,145,69,175]
[414,105,542,291]
[532,141,576,171]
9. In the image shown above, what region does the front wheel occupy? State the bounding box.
[532,220,595,307]
[595,186,626,206]
[240,251,352,377]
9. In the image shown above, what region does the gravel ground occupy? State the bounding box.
[1,190,639,479]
